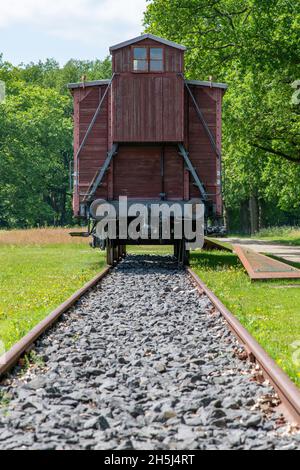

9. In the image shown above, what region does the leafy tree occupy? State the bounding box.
[0,83,72,227]
[0,56,112,228]
[145,0,300,232]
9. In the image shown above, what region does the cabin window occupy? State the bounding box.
[150,48,163,71]
[133,47,148,71]
[133,46,164,72]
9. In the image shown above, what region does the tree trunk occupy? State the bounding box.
[258,199,264,231]
[249,195,259,235]
[240,200,250,234]
[59,190,67,226]
[224,204,229,232]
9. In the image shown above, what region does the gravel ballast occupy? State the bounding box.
[0,255,299,450]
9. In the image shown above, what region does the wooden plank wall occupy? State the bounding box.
[112,75,184,142]
[113,75,163,142]
[112,39,184,142]
[164,146,184,200]
[75,85,109,203]
[187,85,221,214]
[113,146,162,199]
[73,84,223,208]
[113,145,184,200]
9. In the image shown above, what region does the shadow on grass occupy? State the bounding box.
[191,250,241,270]
[259,238,300,247]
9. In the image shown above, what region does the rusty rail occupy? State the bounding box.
[188,267,300,425]
[0,267,111,377]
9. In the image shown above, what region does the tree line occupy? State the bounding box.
[0,0,299,233]
[0,56,111,228]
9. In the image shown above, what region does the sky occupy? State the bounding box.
[0,0,148,65]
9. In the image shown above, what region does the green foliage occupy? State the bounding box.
[145,0,300,231]
[0,56,112,229]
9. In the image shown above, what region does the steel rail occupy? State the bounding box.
[188,267,300,425]
[0,267,111,377]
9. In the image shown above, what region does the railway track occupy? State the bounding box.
[0,255,299,450]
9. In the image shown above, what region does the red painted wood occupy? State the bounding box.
[216,88,223,216]
[113,146,162,199]
[164,145,184,199]
[184,169,190,201]
[71,37,225,219]
[111,37,184,143]
[112,39,184,74]
[186,85,220,209]
[107,87,113,200]
[112,73,183,142]
[77,85,109,202]
[73,90,80,215]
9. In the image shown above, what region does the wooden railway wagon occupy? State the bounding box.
[68,34,227,264]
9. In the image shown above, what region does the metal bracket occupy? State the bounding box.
[184,80,221,160]
[178,144,208,201]
[83,143,119,202]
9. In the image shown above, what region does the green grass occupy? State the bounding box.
[127,245,172,255]
[190,250,300,387]
[0,244,105,350]
[230,226,300,246]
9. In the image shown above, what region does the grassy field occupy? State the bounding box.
[0,229,105,350]
[190,250,300,387]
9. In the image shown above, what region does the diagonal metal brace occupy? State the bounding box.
[178,144,208,201]
[84,143,119,202]
[184,80,221,160]
[76,73,116,163]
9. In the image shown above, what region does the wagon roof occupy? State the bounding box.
[109,34,187,52]
[68,79,110,89]
[68,79,228,90]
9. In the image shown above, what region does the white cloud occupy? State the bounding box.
[0,0,147,46]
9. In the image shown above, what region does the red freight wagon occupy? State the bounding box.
[68,34,227,264]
